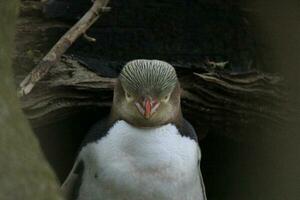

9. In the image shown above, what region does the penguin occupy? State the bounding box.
[61,59,207,200]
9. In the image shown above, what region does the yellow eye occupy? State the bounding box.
[126,92,131,98]
[162,94,170,102]
[125,91,133,101]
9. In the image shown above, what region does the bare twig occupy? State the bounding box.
[83,33,97,42]
[18,0,110,96]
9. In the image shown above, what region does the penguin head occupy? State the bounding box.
[112,59,182,127]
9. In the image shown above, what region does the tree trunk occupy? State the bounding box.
[0,1,63,199]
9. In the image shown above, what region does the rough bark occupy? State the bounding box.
[0,1,63,199]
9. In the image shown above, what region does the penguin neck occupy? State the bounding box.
[109,105,184,129]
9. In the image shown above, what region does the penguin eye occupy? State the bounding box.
[162,94,170,102]
[125,91,133,101]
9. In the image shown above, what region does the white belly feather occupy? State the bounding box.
[78,120,203,200]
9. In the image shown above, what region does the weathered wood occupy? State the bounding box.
[20,56,287,140]
[19,0,111,96]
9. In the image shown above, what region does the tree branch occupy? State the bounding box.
[18,0,110,96]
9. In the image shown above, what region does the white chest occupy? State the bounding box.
[78,120,202,200]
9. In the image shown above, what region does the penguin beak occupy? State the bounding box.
[135,97,160,119]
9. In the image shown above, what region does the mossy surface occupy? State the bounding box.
[0,1,63,199]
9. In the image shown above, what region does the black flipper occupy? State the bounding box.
[62,118,114,199]
[176,118,198,142]
[198,150,207,200]
[176,118,207,200]
[61,160,84,200]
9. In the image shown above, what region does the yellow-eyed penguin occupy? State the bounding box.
[62,59,207,200]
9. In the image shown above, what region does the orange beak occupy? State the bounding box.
[135,97,160,119]
[144,98,152,119]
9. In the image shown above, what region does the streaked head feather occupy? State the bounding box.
[120,59,177,96]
